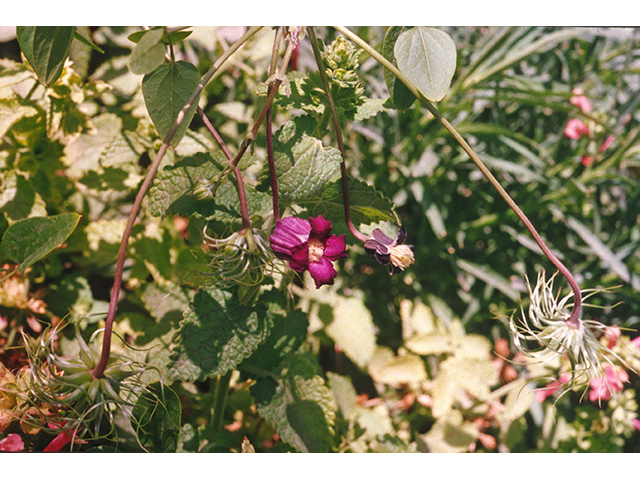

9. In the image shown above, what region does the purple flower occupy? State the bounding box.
[364,226,414,274]
[269,215,348,288]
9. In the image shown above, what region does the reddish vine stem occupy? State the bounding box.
[334,26,583,325]
[265,28,283,222]
[197,106,251,229]
[307,27,368,243]
[90,26,263,380]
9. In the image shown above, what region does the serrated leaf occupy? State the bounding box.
[272,119,341,202]
[252,354,335,452]
[169,286,273,382]
[296,179,398,227]
[1,212,81,275]
[394,27,456,102]
[142,60,201,147]
[128,28,166,75]
[131,382,181,453]
[17,26,75,87]
[382,26,416,110]
[148,152,270,222]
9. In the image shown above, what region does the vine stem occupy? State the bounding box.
[197,107,251,230]
[266,28,284,223]
[334,26,582,325]
[307,27,368,243]
[90,26,264,380]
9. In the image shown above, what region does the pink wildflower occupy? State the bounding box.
[599,134,616,153]
[564,119,590,139]
[570,88,592,113]
[535,372,570,403]
[632,418,640,432]
[631,336,640,349]
[269,215,348,288]
[588,365,628,403]
[0,433,24,452]
[581,156,594,167]
[604,325,621,349]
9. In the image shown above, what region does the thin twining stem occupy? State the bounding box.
[229,28,299,171]
[334,26,582,324]
[197,107,251,229]
[266,27,284,222]
[307,27,368,243]
[90,26,264,380]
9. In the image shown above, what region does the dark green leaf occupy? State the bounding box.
[17,26,75,87]
[252,354,335,453]
[169,287,274,382]
[132,382,181,452]
[1,212,81,275]
[142,60,201,147]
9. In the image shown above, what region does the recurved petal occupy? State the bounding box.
[308,257,338,288]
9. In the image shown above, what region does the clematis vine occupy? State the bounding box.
[363,226,415,274]
[269,215,348,288]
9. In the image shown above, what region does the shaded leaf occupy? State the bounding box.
[142,60,201,147]
[394,27,456,102]
[252,354,335,452]
[17,26,75,87]
[132,382,181,452]
[169,287,273,382]
[1,212,81,275]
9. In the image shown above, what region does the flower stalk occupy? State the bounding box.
[333,26,582,323]
[91,26,264,380]
[307,27,368,243]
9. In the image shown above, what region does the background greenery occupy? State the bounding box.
[1,26,639,452]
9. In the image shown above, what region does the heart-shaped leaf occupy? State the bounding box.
[394,27,457,102]
[142,60,201,147]
[17,26,75,87]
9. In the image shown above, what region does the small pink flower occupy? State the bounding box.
[0,433,24,452]
[588,365,628,403]
[599,134,616,153]
[631,336,640,349]
[564,119,590,139]
[632,418,640,432]
[269,215,348,288]
[570,88,592,113]
[535,372,570,403]
[581,156,594,167]
[604,325,621,349]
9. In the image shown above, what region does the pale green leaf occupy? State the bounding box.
[128,28,166,75]
[394,27,456,102]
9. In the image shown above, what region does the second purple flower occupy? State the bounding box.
[269,215,348,288]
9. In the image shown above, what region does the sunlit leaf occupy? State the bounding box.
[129,28,166,75]
[394,26,456,102]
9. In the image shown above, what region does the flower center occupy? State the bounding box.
[389,245,415,270]
[308,238,325,263]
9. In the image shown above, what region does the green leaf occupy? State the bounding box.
[252,354,335,452]
[273,119,341,202]
[394,26,457,102]
[16,26,75,87]
[142,60,201,147]
[296,179,398,227]
[1,212,81,275]
[382,27,416,110]
[0,170,47,223]
[132,382,181,452]
[169,286,274,382]
[128,28,166,75]
[148,152,270,223]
